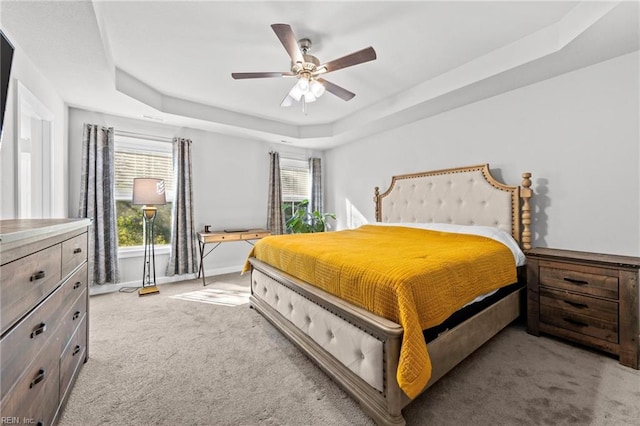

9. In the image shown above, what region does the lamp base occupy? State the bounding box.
[138,285,160,296]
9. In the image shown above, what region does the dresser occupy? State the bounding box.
[527,247,639,369]
[1,219,91,425]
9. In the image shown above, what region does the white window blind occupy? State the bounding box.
[280,158,309,202]
[114,135,174,201]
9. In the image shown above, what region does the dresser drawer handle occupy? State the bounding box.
[29,369,46,388]
[72,344,82,356]
[563,277,588,285]
[73,281,82,289]
[564,300,588,309]
[563,317,588,328]
[30,323,47,338]
[73,248,82,254]
[72,311,81,320]
[30,270,46,281]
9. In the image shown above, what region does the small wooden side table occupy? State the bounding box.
[197,229,270,286]
[527,247,639,369]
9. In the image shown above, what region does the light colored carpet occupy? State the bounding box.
[59,272,640,426]
[169,283,250,307]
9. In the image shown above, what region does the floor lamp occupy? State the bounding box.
[132,178,166,296]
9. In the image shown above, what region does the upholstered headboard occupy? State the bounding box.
[374,164,532,249]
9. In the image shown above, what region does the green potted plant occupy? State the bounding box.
[284,199,336,233]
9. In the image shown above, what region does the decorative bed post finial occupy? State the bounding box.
[520,173,533,251]
[374,187,380,222]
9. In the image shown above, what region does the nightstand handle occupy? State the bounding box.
[563,277,588,285]
[563,317,588,328]
[564,300,588,309]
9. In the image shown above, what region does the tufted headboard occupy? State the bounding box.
[374,164,532,249]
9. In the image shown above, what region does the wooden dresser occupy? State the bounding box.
[1,219,91,425]
[527,247,639,369]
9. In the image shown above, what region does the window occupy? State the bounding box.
[280,157,310,227]
[114,134,174,247]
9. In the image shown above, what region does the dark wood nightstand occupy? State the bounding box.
[526,247,639,369]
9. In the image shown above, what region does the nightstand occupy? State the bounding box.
[526,247,639,369]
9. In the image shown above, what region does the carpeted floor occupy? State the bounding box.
[59,272,640,426]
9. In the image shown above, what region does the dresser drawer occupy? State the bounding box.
[539,262,619,299]
[0,342,60,426]
[57,286,87,354]
[61,232,87,278]
[60,316,87,400]
[1,244,62,334]
[57,263,88,315]
[0,280,67,401]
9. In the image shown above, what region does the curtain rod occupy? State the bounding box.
[115,129,174,143]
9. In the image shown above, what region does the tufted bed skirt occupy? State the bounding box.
[252,267,387,392]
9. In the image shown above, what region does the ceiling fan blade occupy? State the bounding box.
[231,72,295,79]
[271,24,304,64]
[317,78,356,101]
[317,47,377,74]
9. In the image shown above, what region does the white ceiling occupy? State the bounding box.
[1,1,638,149]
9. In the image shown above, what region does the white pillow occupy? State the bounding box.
[367,222,526,266]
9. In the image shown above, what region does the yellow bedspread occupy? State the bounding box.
[245,224,517,399]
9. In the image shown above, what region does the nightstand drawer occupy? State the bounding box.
[540,287,618,324]
[540,303,618,344]
[539,263,618,299]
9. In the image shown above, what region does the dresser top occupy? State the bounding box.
[0,219,91,246]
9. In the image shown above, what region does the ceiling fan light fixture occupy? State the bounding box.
[281,95,294,107]
[297,77,310,93]
[289,83,304,101]
[310,80,325,97]
[303,91,317,103]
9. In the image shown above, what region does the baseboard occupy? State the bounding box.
[89,265,244,296]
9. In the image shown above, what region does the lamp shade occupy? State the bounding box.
[132,178,166,206]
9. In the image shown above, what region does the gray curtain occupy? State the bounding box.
[309,157,323,214]
[166,138,197,276]
[78,123,119,285]
[267,151,285,235]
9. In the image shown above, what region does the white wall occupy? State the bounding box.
[68,108,317,287]
[0,31,68,219]
[325,51,640,257]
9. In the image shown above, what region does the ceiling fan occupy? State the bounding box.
[231,24,377,108]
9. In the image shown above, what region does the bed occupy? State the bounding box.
[245,164,533,425]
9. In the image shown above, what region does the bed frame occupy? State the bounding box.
[248,164,533,425]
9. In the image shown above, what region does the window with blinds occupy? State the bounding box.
[114,134,174,247]
[280,158,310,202]
[280,158,310,232]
